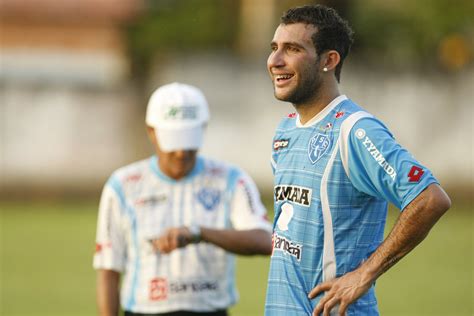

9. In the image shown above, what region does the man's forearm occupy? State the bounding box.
[97,270,121,316]
[361,184,451,283]
[200,228,273,255]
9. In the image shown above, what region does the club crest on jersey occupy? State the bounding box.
[308,133,331,164]
[197,188,221,211]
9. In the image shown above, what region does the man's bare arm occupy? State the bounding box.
[152,227,272,256]
[97,269,121,316]
[309,183,451,316]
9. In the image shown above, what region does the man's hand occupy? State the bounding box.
[150,227,192,254]
[309,184,450,316]
[308,268,373,316]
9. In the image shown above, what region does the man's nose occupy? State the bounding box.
[267,49,284,69]
[174,150,192,159]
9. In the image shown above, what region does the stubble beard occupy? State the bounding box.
[274,64,322,108]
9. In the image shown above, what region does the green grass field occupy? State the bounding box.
[0,200,472,316]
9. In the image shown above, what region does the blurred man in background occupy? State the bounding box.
[93,82,272,316]
[265,5,451,316]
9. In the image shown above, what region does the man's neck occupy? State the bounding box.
[295,84,340,125]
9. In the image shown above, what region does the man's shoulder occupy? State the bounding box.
[108,157,152,185]
[275,112,298,132]
[199,156,248,180]
[200,156,238,174]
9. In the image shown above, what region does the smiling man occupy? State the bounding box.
[264,5,451,316]
[93,82,272,316]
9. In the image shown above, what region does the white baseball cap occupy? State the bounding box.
[146,82,210,152]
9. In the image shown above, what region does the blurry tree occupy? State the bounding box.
[126,0,473,75]
[349,0,473,71]
[127,0,239,77]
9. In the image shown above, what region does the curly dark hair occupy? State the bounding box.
[281,4,354,82]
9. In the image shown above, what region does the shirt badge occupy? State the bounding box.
[335,111,345,118]
[197,188,221,211]
[308,133,331,164]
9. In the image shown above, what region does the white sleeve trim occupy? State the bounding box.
[339,111,373,179]
[270,156,277,169]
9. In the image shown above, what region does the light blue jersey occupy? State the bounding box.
[265,96,438,315]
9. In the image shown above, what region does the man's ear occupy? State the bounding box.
[321,50,341,72]
[146,126,156,144]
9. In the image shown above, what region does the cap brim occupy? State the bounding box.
[156,125,204,152]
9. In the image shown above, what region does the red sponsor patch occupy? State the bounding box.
[125,174,142,182]
[335,111,345,119]
[95,243,102,253]
[408,166,424,182]
[95,242,112,253]
[287,112,297,118]
[150,278,168,301]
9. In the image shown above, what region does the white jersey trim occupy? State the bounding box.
[320,138,340,282]
[339,111,373,179]
[296,95,348,128]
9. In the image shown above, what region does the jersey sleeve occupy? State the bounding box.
[342,117,438,210]
[228,169,272,232]
[93,177,127,272]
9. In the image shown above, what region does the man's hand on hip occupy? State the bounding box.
[308,267,373,316]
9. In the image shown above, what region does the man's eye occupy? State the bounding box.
[287,46,299,52]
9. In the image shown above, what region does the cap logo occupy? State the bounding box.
[165,105,197,120]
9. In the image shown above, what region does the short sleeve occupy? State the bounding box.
[93,178,127,272]
[229,170,272,232]
[343,117,438,210]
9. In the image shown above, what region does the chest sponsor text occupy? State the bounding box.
[274,185,312,206]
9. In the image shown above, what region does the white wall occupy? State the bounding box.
[152,54,474,191]
[1,53,472,194]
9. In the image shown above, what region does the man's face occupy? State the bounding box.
[148,127,197,180]
[267,23,322,105]
[157,147,197,180]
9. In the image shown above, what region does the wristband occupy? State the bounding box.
[188,225,201,243]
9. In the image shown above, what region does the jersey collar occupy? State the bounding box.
[296,95,348,128]
[149,155,204,183]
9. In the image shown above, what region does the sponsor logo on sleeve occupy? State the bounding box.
[356,129,397,181]
[95,242,112,253]
[95,243,102,253]
[308,133,331,164]
[272,233,303,261]
[274,185,312,206]
[238,179,256,214]
[408,165,424,182]
[273,139,289,150]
